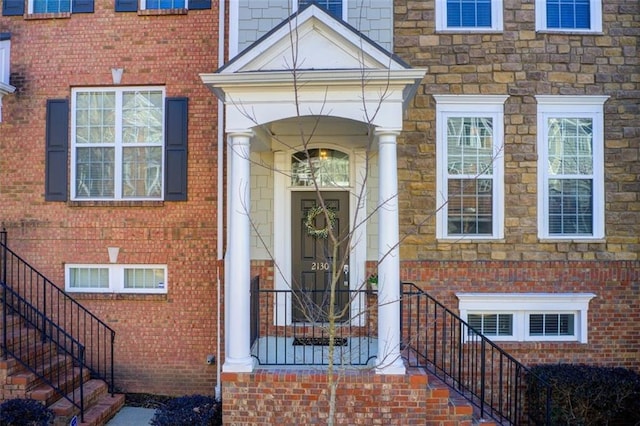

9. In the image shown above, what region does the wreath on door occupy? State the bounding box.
[304,206,336,239]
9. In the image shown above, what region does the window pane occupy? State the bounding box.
[75,92,116,144]
[447,0,491,27]
[547,118,593,176]
[70,268,109,289]
[529,313,575,336]
[146,0,185,8]
[447,179,493,235]
[548,179,593,235]
[76,147,115,198]
[547,0,590,29]
[498,314,513,335]
[291,149,349,187]
[447,117,493,175]
[122,90,164,145]
[33,0,71,13]
[299,0,342,18]
[124,268,165,289]
[122,147,163,198]
[530,314,544,335]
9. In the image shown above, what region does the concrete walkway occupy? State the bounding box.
[106,407,156,426]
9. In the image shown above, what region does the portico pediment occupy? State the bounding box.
[221,4,407,74]
[201,4,427,131]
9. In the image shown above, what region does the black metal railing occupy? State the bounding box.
[251,278,377,366]
[401,282,552,425]
[1,231,116,421]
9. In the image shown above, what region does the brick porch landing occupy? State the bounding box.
[222,367,479,425]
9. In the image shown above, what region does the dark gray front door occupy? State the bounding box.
[291,191,349,323]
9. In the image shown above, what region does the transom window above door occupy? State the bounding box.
[291,149,350,188]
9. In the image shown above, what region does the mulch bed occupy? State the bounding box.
[124,393,175,409]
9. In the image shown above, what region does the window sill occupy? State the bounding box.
[436,29,503,34]
[538,238,606,244]
[438,237,506,243]
[536,29,603,35]
[68,200,165,207]
[70,292,168,301]
[138,8,187,16]
[25,12,71,19]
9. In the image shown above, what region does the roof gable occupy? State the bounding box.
[220,4,408,74]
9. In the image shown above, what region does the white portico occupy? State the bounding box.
[201,4,426,374]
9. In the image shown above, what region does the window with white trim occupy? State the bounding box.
[458,293,596,343]
[141,0,186,9]
[535,0,602,32]
[65,264,167,294]
[30,0,71,13]
[299,0,343,19]
[536,96,607,240]
[435,95,507,240]
[71,87,165,201]
[436,0,503,32]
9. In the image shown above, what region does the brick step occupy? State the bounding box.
[0,312,24,329]
[27,367,91,406]
[7,354,74,389]
[0,341,57,375]
[422,371,477,426]
[50,379,124,426]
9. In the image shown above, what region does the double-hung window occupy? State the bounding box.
[535,0,602,32]
[142,0,185,10]
[436,0,503,32]
[71,87,165,201]
[435,95,507,240]
[299,0,343,19]
[66,264,168,294]
[536,96,608,240]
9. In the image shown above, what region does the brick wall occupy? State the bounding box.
[221,368,474,425]
[0,0,221,396]
[400,260,640,371]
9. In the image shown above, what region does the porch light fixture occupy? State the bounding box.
[111,68,124,85]
[108,247,120,263]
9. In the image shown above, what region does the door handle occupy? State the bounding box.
[343,264,349,275]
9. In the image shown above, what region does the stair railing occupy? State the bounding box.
[1,230,116,420]
[401,282,552,425]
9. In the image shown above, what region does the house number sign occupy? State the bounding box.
[311,262,330,271]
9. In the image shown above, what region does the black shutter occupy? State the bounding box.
[188,0,210,10]
[164,97,188,201]
[72,0,94,13]
[45,99,69,202]
[2,0,24,16]
[115,0,137,12]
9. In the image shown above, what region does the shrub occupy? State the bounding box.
[150,395,222,426]
[527,364,640,426]
[0,398,54,426]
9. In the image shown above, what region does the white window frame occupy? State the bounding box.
[140,0,188,10]
[294,0,347,21]
[434,95,507,240]
[65,264,168,294]
[28,0,72,14]
[457,293,596,343]
[70,86,166,201]
[536,95,608,240]
[435,0,503,32]
[535,0,602,33]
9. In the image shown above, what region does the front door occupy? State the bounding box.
[291,191,350,323]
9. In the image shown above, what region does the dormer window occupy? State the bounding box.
[0,33,16,123]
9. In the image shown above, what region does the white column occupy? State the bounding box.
[375,129,405,375]
[223,131,255,373]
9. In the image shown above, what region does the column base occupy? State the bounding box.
[222,357,255,373]
[374,356,406,375]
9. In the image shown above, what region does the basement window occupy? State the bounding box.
[65,264,167,294]
[458,292,595,343]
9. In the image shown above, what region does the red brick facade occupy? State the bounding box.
[0,2,221,395]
